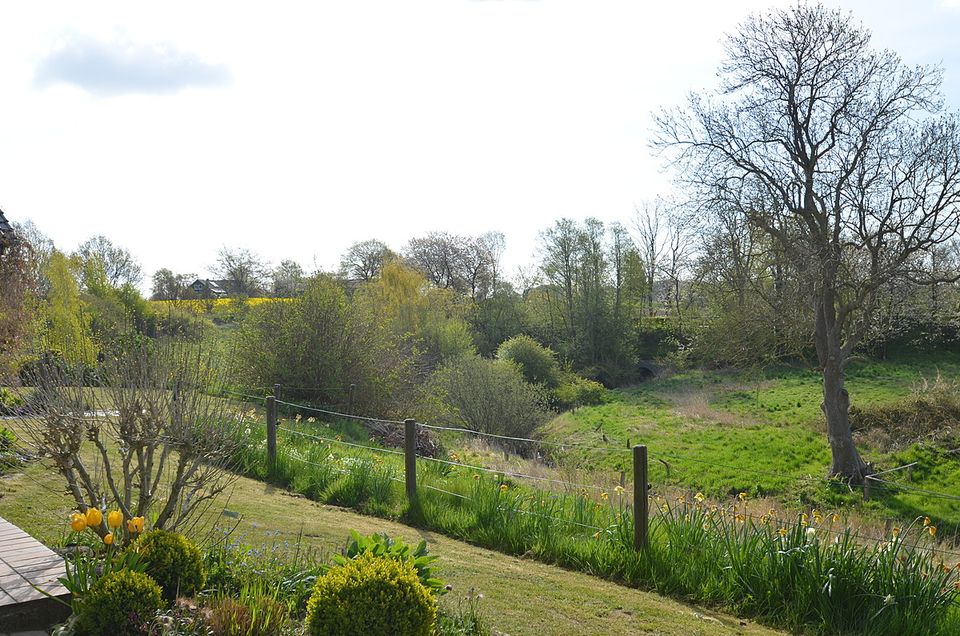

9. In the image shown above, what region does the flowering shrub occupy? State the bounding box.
[306,553,437,636]
[75,569,164,636]
[134,529,206,601]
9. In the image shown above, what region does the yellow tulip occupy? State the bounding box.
[69,513,87,532]
[107,510,123,529]
[103,533,113,545]
[85,507,103,528]
[130,516,145,533]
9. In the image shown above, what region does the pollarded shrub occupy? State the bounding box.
[306,553,437,636]
[76,569,164,635]
[134,529,206,601]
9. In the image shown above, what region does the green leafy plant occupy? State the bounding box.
[306,552,437,636]
[134,529,206,601]
[75,569,164,636]
[332,531,445,595]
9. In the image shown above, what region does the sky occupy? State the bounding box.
[2,0,960,292]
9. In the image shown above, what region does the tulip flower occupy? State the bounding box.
[107,510,123,529]
[103,533,113,545]
[85,507,103,528]
[127,516,145,533]
[70,513,87,532]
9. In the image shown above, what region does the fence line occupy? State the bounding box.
[247,388,960,547]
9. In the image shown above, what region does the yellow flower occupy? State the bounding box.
[103,533,113,545]
[600,492,609,501]
[812,509,823,524]
[768,508,776,517]
[107,510,123,529]
[614,485,625,495]
[735,514,745,523]
[694,492,705,503]
[593,530,601,540]
[473,474,480,481]
[778,527,788,537]
[924,516,932,527]
[127,516,145,533]
[499,484,508,493]
[69,513,87,533]
[661,503,669,513]
[85,507,103,528]
[892,527,901,538]
[831,513,840,524]
[928,525,937,537]
[801,513,809,525]
[677,495,686,504]
[737,492,747,501]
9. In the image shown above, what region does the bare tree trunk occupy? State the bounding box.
[814,293,868,482]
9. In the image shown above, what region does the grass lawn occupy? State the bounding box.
[0,456,783,636]
[540,353,960,532]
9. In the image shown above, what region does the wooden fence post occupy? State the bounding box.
[863,476,871,501]
[273,383,281,402]
[633,444,648,550]
[348,384,356,414]
[405,419,417,501]
[266,394,277,472]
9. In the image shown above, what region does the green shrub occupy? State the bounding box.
[0,387,24,415]
[306,553,437,636]
[333,531,445,595]
[553,374,605,409]
[76,569,164,635]
[134,529,206,601]
[496,335,560,388]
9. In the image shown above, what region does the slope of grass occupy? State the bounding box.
[541,354,960,531]
[0,456,781,636]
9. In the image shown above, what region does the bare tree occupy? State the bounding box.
[151,268,195,301]
[632,201,666,318]
[20,341,246,534]
[271,259,305,297]
[76,235,143,287]
[340,239,396,282]
[212,246,269,296]
[655,4,960,481]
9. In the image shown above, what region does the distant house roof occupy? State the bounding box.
[189,278,243,297]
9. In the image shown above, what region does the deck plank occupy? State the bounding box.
[0,515,68,609]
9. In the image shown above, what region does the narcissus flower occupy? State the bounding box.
[600,492,609,501]
[107,510,123,529]
[70,513,87,532]
[928,525,937,537]
[924,516,932,527]
[499,484,508,493]
[694,492,705,502]
[103,533,113,545]
[892,527,901,538]
[85,507,103,528]
[614,485,625,495]
[737,492,748,501]
[805,527,817,540]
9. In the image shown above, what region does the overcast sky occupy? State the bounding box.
[2,0,960,290]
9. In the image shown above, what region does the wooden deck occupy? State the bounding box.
[0,515,70,633]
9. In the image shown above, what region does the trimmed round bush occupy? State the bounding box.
[76,569,164,635]
[134,529,206,600]
[306,553,437,636]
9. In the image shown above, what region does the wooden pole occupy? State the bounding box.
[348,383,356,414]
[633,444,648,550]
[863,476,871,501]
[405,419,417,501]
[273,383,281,402]
[266,394,277,472]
